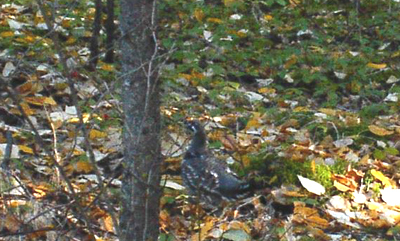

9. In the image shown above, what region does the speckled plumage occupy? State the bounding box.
[181,120,251,206]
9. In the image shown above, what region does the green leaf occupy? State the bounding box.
[385,147,399,156]
[373,149,386,160]
[222,229,251,241]
[276,0,287,6]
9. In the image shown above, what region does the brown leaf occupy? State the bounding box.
[3,214,21,233]
[293,203,330,229]
[220,134,237,151]
[194,8,205,22]
[207,18,223,24]
[284,55,297,69]
[332,174,358,192]
[76,160,93,173]
[24,96,57,106]
[16,80,41,95]
[191,217,216,241]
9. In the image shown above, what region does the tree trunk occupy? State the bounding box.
[119,0,161,240]
[104,0,115,63]
[89,0,102,69]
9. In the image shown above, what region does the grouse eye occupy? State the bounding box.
[184,120,201,133]
[188,125,197,132]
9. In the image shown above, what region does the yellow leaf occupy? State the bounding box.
[89,129,107,139]
[318,108,337,116]
[284,55,297,69]
[242,155,251,167]
[236,30,247,38]
[228,220,251,233]
[311,160,316,174]
[10,102,36,116]
[264,15,273,21]
[333,180,351,192]
[61,19,70,28]
[245,118,261,129]
[371,169,393,188]
[68,113,92,123]
[368,125,394,136]
[1,31,14,38]
[102,214,114,233]
[191,217,215,241]
[76,160,93,173]
[258,87,275,94]
[367,63,387,69]
[44,97,57,105]
[24,96,57,106]
[293,106,310,112]
[194,8,205,22]
[224,0,239,6]
[25,35,35,43]
[366,201,381,211]
[207,18,223,24]
[392,51,400,58]
[66,36,76,45]
[100,64,115,72]
[289,0,301,6]
[52,119,63,129]
[16,80,41,95]
[18,145,34,154]
[84,30,92,38]
[73,148,84,156]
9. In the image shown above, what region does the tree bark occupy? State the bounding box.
[119,0,161,240]
[104,0,115,63]
[89,0,102,69]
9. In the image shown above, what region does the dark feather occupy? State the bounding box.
[181,120,252,206]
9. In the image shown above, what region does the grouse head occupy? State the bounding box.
[184,120,207,153]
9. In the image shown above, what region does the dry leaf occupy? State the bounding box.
[264,15,273,21]
[224,0,239,6]
[191,217,215,241]
[284,55,297,69]
[371,169,394,188]
[24,96,57,106]
[207,18,223,23]
[3,214,21,232]
[367,63,387,69]
[297,175,325,195]
[18,145,34,154]
[293,204,330,229]
[76,160,93,173]
[331,174,358,192]
[333,180,351,192]
[0,31,14,38]
[89,129,107,139]
[318,108,337,116]
[16,80,41,95]
[100,63,115,72]
[368,125,394,136]
[2,62,16,77]
[194,8,205,22]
